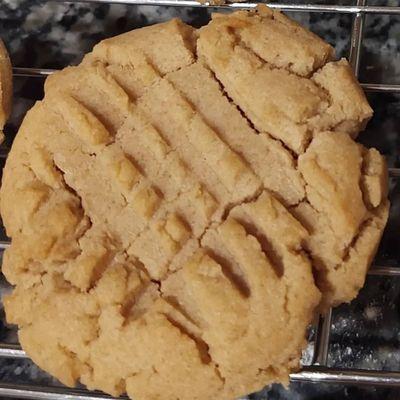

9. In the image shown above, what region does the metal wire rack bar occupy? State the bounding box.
[363,83,400,93]
[309,0,366,372]
[12,67,55,77]
[52,0,400,14]
[348,0,366,75]
[389,168,400,178]
[0,241,9,250]
[1,367,400,400]
[0,344,26,359]
[12,68,400,94]
[290,367,400,387]
[2,0,400,398]
[368,266,400,276]
[0,383,124,400]
[312,309,333,366]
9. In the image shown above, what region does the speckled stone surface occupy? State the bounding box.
[0,1,400,399]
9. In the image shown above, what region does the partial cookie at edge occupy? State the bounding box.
[0,39,12,139]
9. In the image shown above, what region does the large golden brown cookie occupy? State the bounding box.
[0,6,389,400]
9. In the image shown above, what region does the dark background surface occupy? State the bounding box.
[0,0,400,399]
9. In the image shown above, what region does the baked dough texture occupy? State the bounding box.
[0,38,12,139]
[0,6,389,400]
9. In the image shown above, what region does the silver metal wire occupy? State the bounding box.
[290,367,400,387]
[362,83,400,93]
[52,0,400,14]
[0,383,125,399]
[368,266,400,277]
[389,168,400,178]
[0,241,9,250]
[349,0,366,75]
[12,67,56,77]
[2,368,400,400]
[3,0,400,397]
[312,309,333,366]
[0,344,26,359]
[311,0,364,360]
[13,68,400,94]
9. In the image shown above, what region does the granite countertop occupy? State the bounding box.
[0,0,400,399]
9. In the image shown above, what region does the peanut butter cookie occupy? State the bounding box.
[0,38,12,139]
[0,7,389,400]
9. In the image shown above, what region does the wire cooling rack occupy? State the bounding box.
[1,0,400,398]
